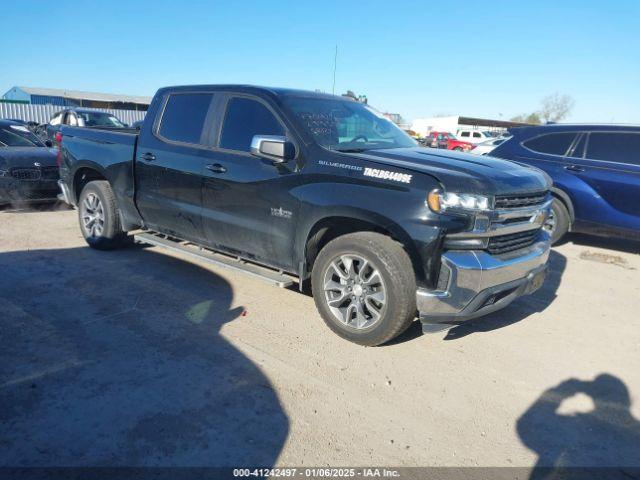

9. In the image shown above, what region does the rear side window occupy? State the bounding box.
[159,93,214,144]
[568,134,586,158]
[473,132,481,138]
[587,133,640,165]
[50,113,63,126]
[220,97,284,152]
[460,131,470,137]
[523,132,576,156]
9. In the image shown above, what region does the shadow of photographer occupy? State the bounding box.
[517,374,640,479]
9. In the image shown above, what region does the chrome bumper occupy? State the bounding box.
[417,231,551,331]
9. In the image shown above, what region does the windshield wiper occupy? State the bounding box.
[332,147,368,153]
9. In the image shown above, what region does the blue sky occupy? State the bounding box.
[2,0,638,122]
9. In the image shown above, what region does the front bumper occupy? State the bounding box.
[0,179,60,205]
[417,231,550,331]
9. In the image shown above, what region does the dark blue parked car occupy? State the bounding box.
[491,124,640,243]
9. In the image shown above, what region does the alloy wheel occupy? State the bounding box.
[323,254,387,329]
[81,193,105,238]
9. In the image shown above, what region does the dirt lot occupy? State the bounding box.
[1,205,639,469]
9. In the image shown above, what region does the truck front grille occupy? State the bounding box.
[11,168,41,181]
[494,191,548,209]
[487,229,540,255]
[10,167,58,182]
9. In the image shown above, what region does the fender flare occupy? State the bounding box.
[294,207,423,283]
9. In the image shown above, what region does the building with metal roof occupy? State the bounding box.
[411,115,532,137]
[2,86,151,111]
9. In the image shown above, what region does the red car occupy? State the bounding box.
[425,131,474,152]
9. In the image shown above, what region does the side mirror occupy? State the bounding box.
[45,140,53,147]
[250,135,295,163]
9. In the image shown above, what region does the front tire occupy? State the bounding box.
[545,197,570,244]
[311,232,417,346]
[78,180,130,250]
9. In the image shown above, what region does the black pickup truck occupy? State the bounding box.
[58,85,552,346]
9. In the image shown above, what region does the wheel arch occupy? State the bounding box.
[550,186,575,225]
[72,163,108,203]
[298,211,424,286]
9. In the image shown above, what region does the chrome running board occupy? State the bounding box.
[135,231,296,288]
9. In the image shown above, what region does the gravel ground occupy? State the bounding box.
[1,205,639,469]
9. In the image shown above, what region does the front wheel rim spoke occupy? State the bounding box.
[82,194,103,237]
[324,253,386,330]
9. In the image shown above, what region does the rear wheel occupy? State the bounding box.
[544,197,570,244]
[78,180,131,250]
[311,232,416,346]
[453,146,463,151]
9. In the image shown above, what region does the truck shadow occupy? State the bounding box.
[517,374,640,478]
[0,246,289,467]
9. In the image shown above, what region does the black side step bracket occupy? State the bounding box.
[134,232,296,288]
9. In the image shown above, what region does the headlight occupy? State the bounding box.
[427,190,491,213]
[0,169,9,177]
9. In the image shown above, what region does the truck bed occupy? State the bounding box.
[60,125,141,228]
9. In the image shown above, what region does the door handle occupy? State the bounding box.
[564,165,585,173]
[140,152,156,162]
[206,163,227,174]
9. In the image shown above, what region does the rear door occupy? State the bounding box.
[566,131,640,228]
[199,94,300,270]
[135,91,216,242]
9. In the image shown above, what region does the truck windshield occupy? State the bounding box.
[77,112,126,128]
[0,125,45,147]
[282,96,416,152]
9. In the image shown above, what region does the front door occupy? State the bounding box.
[135,91,216,242]
[200,95,300,271]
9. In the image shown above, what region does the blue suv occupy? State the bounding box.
[490,124,640,243]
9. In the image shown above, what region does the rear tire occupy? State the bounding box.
[311,232,416,346]
[78,180,131,250]
[453,147,463,151]
[545,197,570,244]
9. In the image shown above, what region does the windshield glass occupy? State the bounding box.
[77,112,125,127]
[282,96,416,151]
[0,125,45,147]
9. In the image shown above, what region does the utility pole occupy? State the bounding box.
[332,45,338,95]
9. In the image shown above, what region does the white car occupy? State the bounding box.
[469,136,510,155]
[457,129,496,144]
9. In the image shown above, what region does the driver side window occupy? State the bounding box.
[219,97,284,153]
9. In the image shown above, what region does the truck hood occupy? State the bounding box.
[353,147,550,195]
[0,147,58,169]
